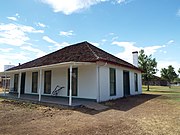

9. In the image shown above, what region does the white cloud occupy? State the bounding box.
[20,46,46,57]
[15,13,20,18]
[112,36,119,41]
[0,52,30,61]
[112,41,166,64]
[43,36,69,50]
[40,0,128,15]
[109,32,115,35]
[144,45,165,55]
[6,13,20,21]
[112,41,139,63]
[89,42,100,47]
[43,36,57,44]
[167,40,174,45]
[37,22,46,28]
[53,42,69,50]
[0,52,30,71]
[177,9,180,16]
[0,48,13,53]
[0,23,44,46]
[59,30,74,37]
[159,50,167,54]
[111,0,128,5]
[116,0,126,4]
[101,39,107,42]
[40,0,110,15]
[7,17,17,21]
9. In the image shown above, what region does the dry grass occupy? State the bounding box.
[0,86,180,135]
[143,85,180,102]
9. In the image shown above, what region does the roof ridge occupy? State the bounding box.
[85,42,100,60]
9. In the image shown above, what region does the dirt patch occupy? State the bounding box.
[0,92,180,135]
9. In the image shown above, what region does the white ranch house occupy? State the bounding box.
[1,41,142,105]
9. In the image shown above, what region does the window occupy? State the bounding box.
[134,73,138,92]
[14,74,19,92]
[110,68,116,96]
[44,71,51,94]
[32,72,38,93]
[68,68,78,96]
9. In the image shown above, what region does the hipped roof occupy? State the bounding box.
[7,41,141,72]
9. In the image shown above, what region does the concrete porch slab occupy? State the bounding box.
[0,92,108,111]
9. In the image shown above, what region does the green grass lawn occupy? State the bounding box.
[142,85,180,102]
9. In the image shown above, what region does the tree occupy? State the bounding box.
[178,68,180,74]
[160,65,178,88]
[138,50,158,91]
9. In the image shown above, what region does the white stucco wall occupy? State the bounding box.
[98,63,142,102]
[52,64,97,99]
[78,65,97,99]
[25,71,32,94]
[98,65,124,102]
[51,68,67,96]
[98,66,109,102]
[129,71,142,95]
[50,65,97,100]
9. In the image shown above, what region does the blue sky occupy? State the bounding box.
[0,0,180,75]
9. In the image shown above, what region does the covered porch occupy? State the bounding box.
[0,92,93,106]
[0,93,108,111]
[1,62,98,106]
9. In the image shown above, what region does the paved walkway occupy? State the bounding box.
[0,92,108,111]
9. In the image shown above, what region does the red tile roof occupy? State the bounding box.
[7,41,141,71]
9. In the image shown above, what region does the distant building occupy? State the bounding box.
[0,75,10,89]
[142,75,168,86]
[0,65,14,89]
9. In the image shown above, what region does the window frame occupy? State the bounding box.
[109,68,116,96]
[68,68,78,96]
[44,70,51,94]
[134,73,138,92]
[14,74,19,92]
[32,72,38,93]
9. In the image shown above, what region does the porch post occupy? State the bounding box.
[18,72,22,98]
[4,72,7,96]
[69,65,72,106]
[39,69,42,101]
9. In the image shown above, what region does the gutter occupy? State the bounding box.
[1,61,94,74]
